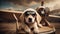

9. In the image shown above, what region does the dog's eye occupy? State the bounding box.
[25,14,29,16]
[24,12,29,16]
[32,13,36,16]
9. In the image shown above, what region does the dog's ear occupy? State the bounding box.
[36,12,42,23]
[35,12,43,27]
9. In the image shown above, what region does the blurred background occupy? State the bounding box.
[0,0,60,34]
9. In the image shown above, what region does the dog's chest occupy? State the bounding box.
[28,22,37,30]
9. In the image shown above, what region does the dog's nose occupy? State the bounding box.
[29,18,32,22]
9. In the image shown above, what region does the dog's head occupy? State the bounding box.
[36,6,50,17]
[24,10,37,24]
[20,8,42,24]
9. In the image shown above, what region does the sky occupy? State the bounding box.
[0,0,60,11]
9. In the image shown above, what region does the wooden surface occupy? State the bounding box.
[0,9,23,13]
[17,26,55,34]
[0,23,57,34]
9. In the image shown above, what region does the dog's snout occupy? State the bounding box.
[29,18,32,22]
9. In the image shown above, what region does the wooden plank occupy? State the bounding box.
[0,9,23,14]
[49,15,60,18]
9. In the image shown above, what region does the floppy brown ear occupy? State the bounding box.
[36,12,44,27]
[36,12,42,23]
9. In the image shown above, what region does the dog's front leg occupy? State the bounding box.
[33,23,40,34]
[24,25,31,33]
[19,23,31,34]
[38,23,43,28]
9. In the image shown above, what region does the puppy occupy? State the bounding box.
[19,8,43,34]
[36,6,51,26]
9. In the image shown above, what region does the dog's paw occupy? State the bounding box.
[33,28,40,34]
[26,29,31,32]
[38,24,43,28]
[25,27,31,33]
